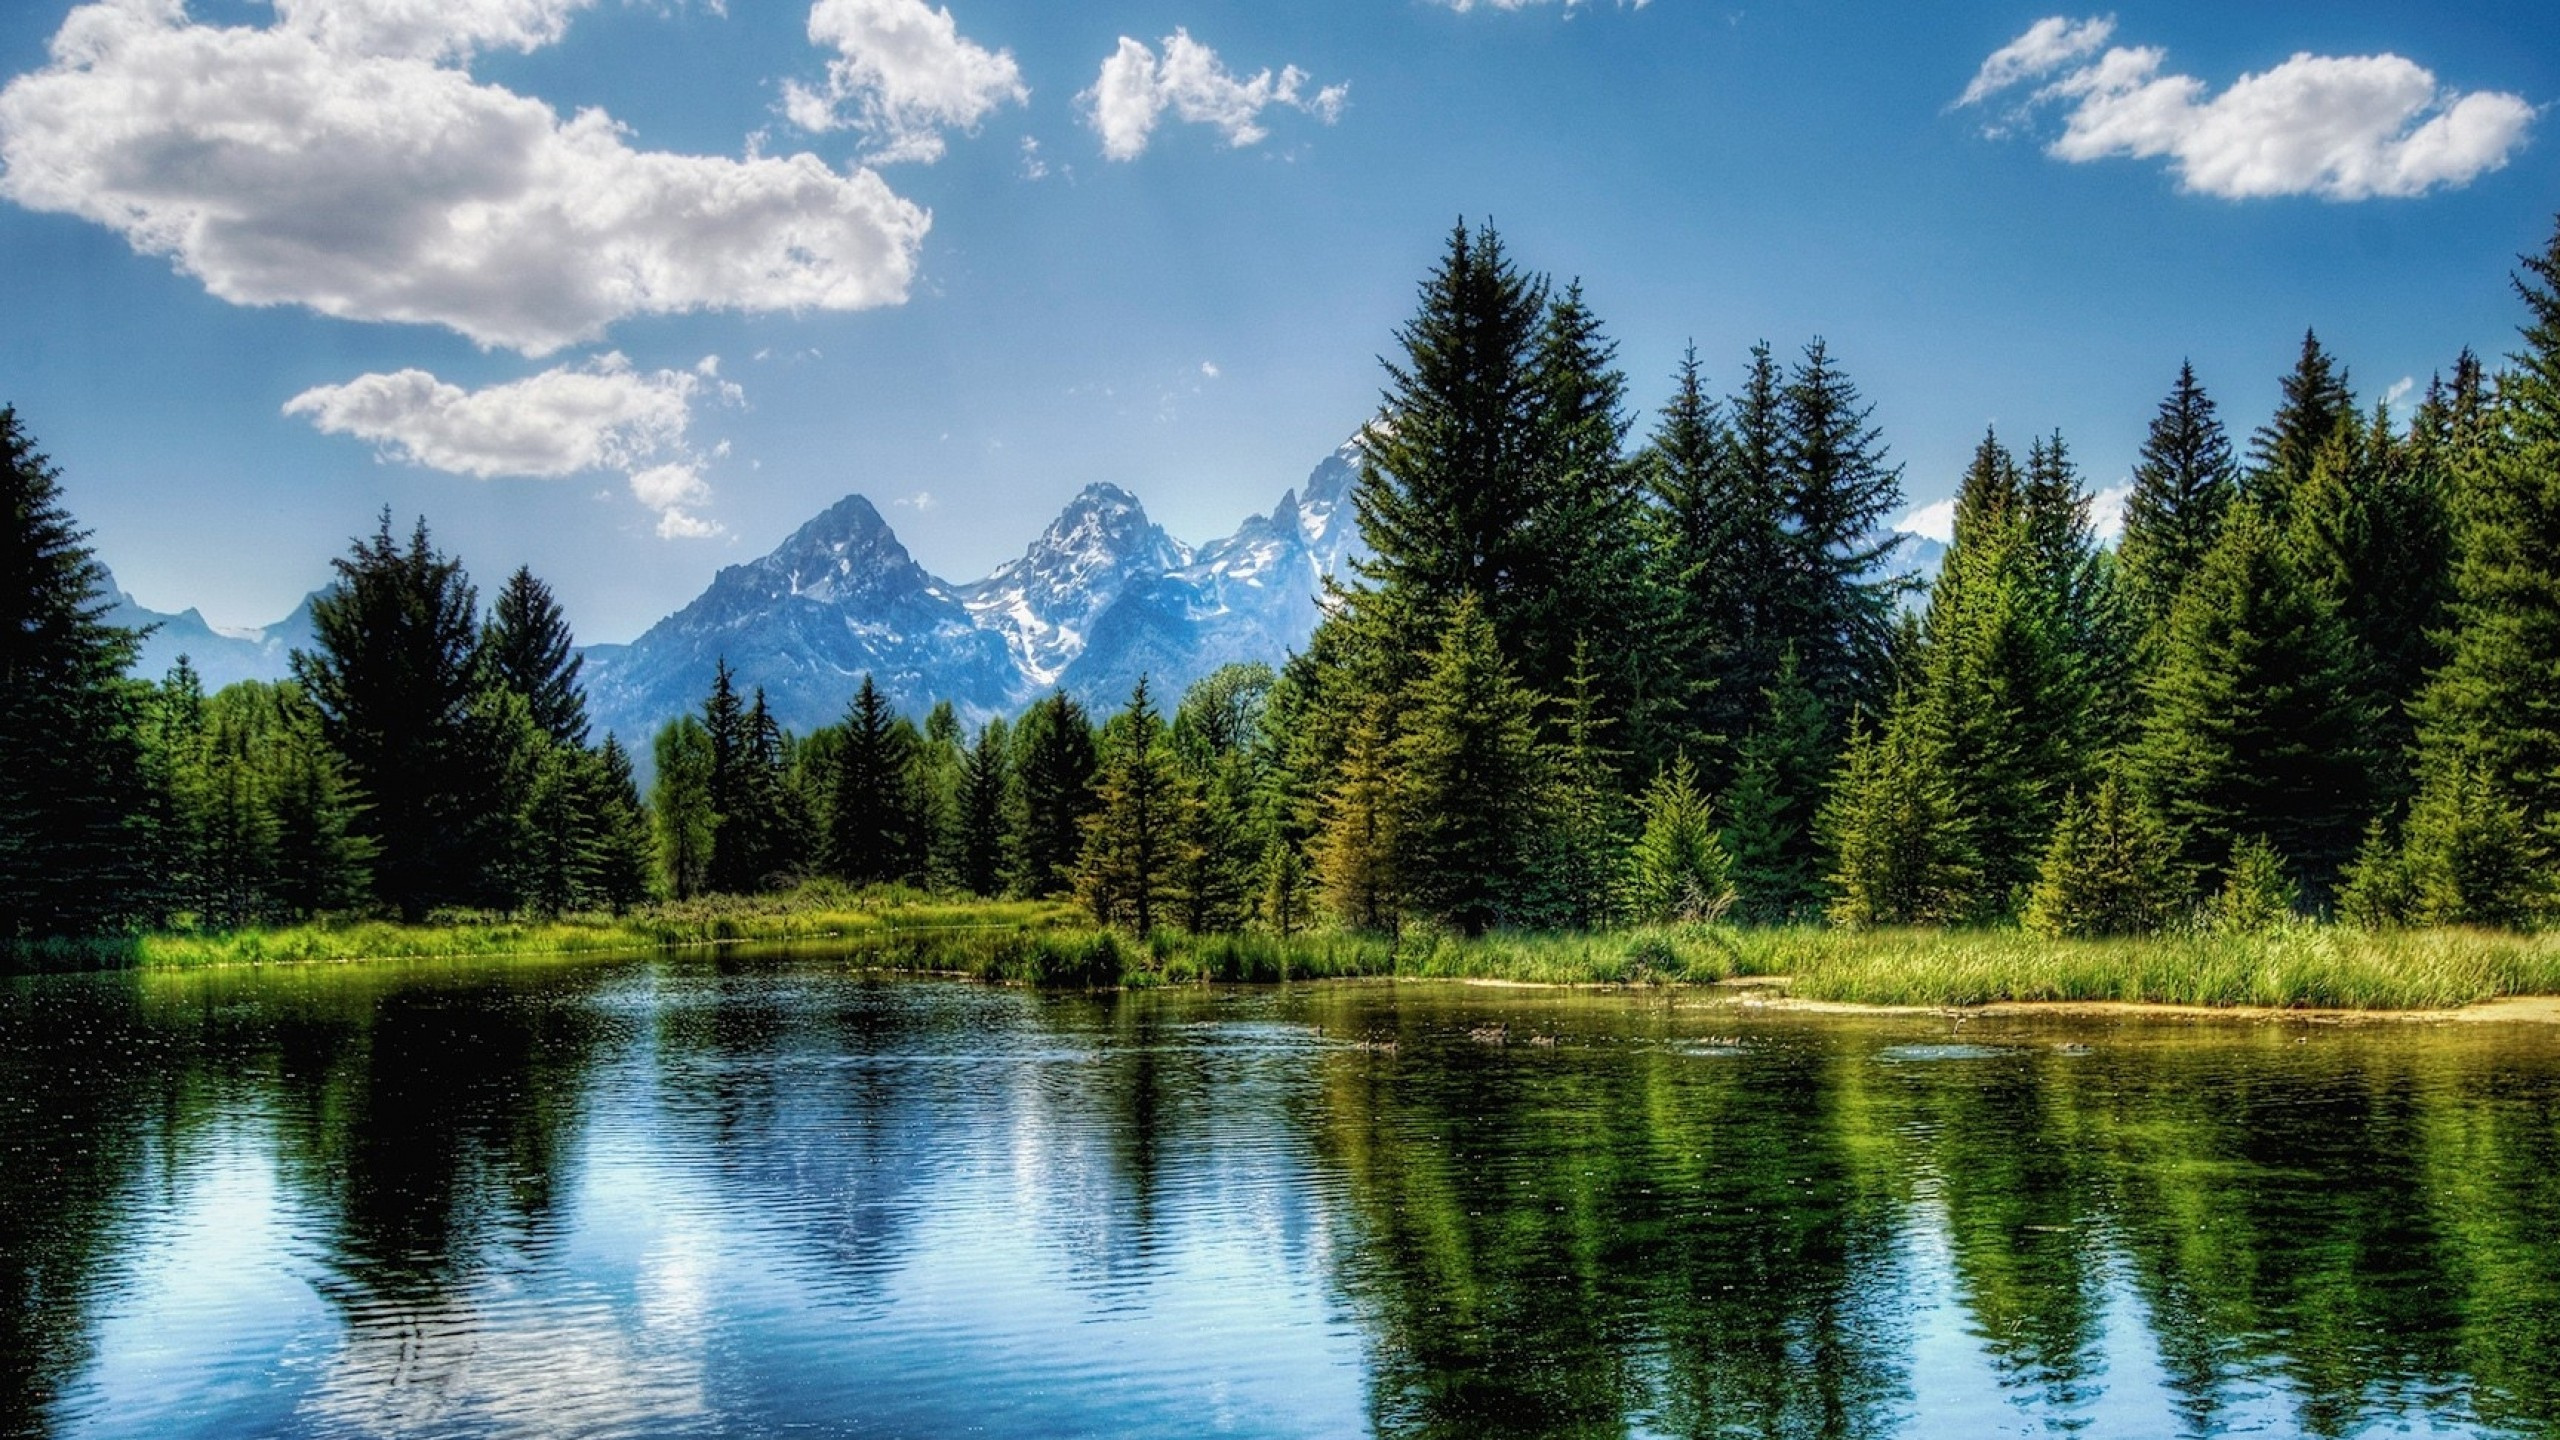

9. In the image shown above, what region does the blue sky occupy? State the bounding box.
[1,0,2553,643]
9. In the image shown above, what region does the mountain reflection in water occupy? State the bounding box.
[5,953,2556,1439]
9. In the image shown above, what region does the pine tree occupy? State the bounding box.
[1774,338,1905,720]
[2118,362,2240,645]
[1011,690,1098,897]
[1175,751,1257,934]
[1076,676,1188,934]
[483,566,589,747]
[652,715,716,901]
[1644,345,1763,778]
[2205,837,2299,934]
[1621,754,1736,925]
[2022,780,2187,939]
[956,719,1010,898]
[830,674,911,887]
[1351,220,1550,617]
[0,407,155,943]
[1397,595,1549,934]
[265,683,370,918]
[2401,761,2548,928]
[588,735,656,912]
[293,512,484,921]
[2406,218,2560,891]
[1313,703,1404,935]
[1821,701,1973,928]
[1721,648,1831,923]
[2132,502,2373,901]
[1261,837,1313,938]
[1535,636,1628,929]
[144,656,212,924]
[2248,329,2355,518]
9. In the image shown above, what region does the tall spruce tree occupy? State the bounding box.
[2402,218,2560,923]
[956,719,1010,898]
[293,512,484,922]
[1314,703,1405,935]
[2118,362,2239,646]
[830,674,911,887]
[652,715,716,900]
[1774,338,1905,721]
[1076,677,1187,934]
[483,566,589,747]
[1821,699,1973,928]
[1644,345,1763,779]
[2132,501,2373,900]
[2248,329,2355,518]
[588,735,656,911]
[1011,690,1099,896]
[1396,595,1549,935]
[1721,648,1831,923]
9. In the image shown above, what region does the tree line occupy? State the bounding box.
[8,214,2560,948]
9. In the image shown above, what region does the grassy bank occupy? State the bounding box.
[20,892,2560,1012]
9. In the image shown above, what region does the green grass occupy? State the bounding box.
[25,891,2560,1012]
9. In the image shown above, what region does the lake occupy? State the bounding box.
[5,950,2557,1439]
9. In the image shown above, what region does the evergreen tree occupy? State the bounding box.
[1397,596,1549,934]
[2118,361,2240,646]
[1175,751,1257,934]
[1076,677,1188,934]
[2205,837,2299,934]
[1773,339,1906,720]
[700,662,755,893]
[264,683,370,918]
[1721,649,1831,923]
[830,675,912,887]
[0,406,155,942]
[1351,220,1550,618]
[956,719,1010,898]
[2406,218,2560,899]
[1644,345,1763,778]
[516,731,595,917]
[588,735,656,912]
[483,566,589,747]
[2132,502,2373,900]
[293,512,484,921]
[1313,704,1405,935]
[1621,754,1736,925]
[144,656,212,924]
[1261,837,1313,938]
[1821,701,1973,928]
[2022,780,2187,939]
[1011,690,1098,896]
[652,715,716,901]
[2248,329,2355,517]
[2401,761,2548,928]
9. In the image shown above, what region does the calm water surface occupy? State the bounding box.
[6,951,2560,1439]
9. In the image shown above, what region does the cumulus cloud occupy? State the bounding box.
[783,0,1026,164]
[0,0,931,354]
[1956,15,2113,109]
[284,354,738,537]
[1082,30,1346,161]
[1958,17,2534,200]
[2089,482,2133,543]
[1897,498,1956,545]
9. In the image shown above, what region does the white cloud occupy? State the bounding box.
[2385,375,2417,415]
[1896,498,1955,545]
[1200,361,1220,378]
[784,0,1026,164]
[892,489,935,510]
[2089,482,2133,544]
[1959,17,2534,200]
[284,353,737,537]
[1081,30,1346,161]
[0,0,930,354]
[1956,15,2113,109]
[1018,134,1047,180]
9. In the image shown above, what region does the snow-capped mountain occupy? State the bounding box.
[581,439,1369,746]
[104,570,321,691]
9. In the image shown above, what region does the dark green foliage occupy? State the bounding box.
[1077,677,1188,933]
[1622,754,1735,924]
[2024,781,2187,939]
[1012,690,1098,896]
[652,716,715,900]
[589,735,656,912]
[258,683,371,917]
[483,566,589,746]
[1534,637,1627,929]
[293,512,485,922]
[2410,219,2560,850]
[956,719,1010,897]
[0,406,155,943]
[1396,596,1550,934]
[829,674,914,886]
[1721,649,1831,923]
[1314,703,1404,934]
[2249,329,2355,517]
[1175,751,1257,934]
[2119,361,2239,646]
[2132,503,2373,902]
[1773,338,1907,720]
[2337,820,2417,931]
[2401,761,2549,929]
[1822,701,1972,928]
[1642,345,1754,777]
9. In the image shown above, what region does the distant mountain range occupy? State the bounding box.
[109,438,1949,748]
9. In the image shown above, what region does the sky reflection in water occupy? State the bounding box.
[5,953,2557,1439]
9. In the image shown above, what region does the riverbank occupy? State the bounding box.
[17,893,2560,1014]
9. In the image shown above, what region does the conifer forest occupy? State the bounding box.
[12,214,2560,968]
